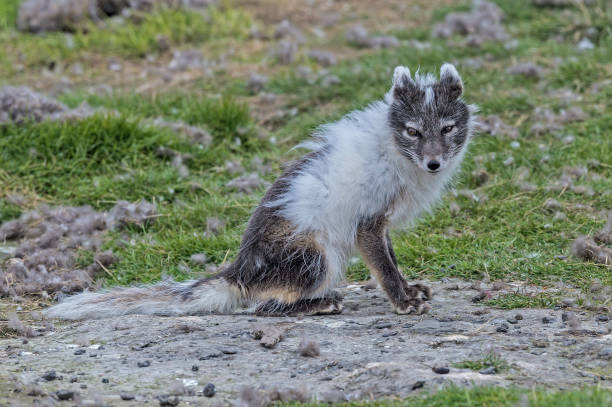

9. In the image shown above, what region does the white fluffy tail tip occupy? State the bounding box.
[44,279,240,320]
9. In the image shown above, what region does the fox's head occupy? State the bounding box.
[387,64,476,174]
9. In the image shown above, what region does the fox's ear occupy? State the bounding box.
[392,66,412,89]
[391,66,414,100]
[440,63,463,99]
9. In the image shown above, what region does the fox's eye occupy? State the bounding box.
[441,125,454,134]
[406,127,420,138]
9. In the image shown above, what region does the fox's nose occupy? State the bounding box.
[427,160,440,171]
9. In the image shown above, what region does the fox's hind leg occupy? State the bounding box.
[223,213,342,316]
[255,291,343,316]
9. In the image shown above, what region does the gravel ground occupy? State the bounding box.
[2,279,611,405]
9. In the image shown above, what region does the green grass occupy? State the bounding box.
[0,0,19,30]
[0,5,251,74]
[484,293,560,309]
[0,1,611,291]
[452,353,510,373]
[281,386,612,407]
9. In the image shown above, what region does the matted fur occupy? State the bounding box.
[46,63,476,320]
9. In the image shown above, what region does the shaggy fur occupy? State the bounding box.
[46,63,476,320]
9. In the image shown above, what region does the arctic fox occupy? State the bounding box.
[46,63,477,319]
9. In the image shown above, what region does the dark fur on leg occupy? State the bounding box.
[385,230,398,268]
[255,292,344,317]
[357,215,431,315]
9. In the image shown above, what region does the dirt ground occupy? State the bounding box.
[2,279,611,405]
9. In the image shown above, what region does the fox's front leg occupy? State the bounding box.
[357,217,431,315]
[385,230,433,302]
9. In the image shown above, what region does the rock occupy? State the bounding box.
[598,347,612,359]
[73,349,86,355]
[157,394,180,406]
[56,390,74,400]
[506,62,545,78]
[168,49,208,71]
[532,339,549,348]
[472,291,487,303]
[42,371,57,381]
[542,316,554,324]
[273,40,298,64]
[203,383,215,397]
[345,25,399,48]
[137,360,151,368]
[479,366,496,375]
[247,73,269,95]
[432,0,509,46]
[308,50,337,67]
[411,380,425,390]
[496,323,509,333]
[432,366,450,374]
[120,392,135,401]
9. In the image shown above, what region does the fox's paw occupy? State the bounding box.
[406,283,433,301]
[392,298,431,315]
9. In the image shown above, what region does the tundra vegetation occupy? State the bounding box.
[0,0,610,405]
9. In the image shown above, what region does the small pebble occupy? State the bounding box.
[532,339,548,348]
[69,377,78,383]
[73,349,86,355]
[120,392,135,401]
[411,380,425,390]
[382,331,398,337]
[542,316,554,324]
[191,365,199,372]
[203,383,216,397]
[472,291,487,303]
[80,384,87,389]
[479,366,496,375]
[562,298,575,307]
[432,366,450,374]
[373,322,393,329]
[596,315,609,322]
[598,347,612,359]
[515,313,523,320]
[42,371,57,381]
[157,394,180,406]
[506,318,518,324]
[102,378,109,383]
[137,360,151,368]
[56,390,74,401]
[496,323,509,333]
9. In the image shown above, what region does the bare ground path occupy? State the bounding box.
[2,279,611,405]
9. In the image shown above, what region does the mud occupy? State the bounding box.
[1,279,610,405]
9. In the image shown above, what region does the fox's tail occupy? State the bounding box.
[44,276,244,320]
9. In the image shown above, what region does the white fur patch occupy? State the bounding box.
[424,87,435,106]
[270,94,472,292]
[44,279,242,320]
